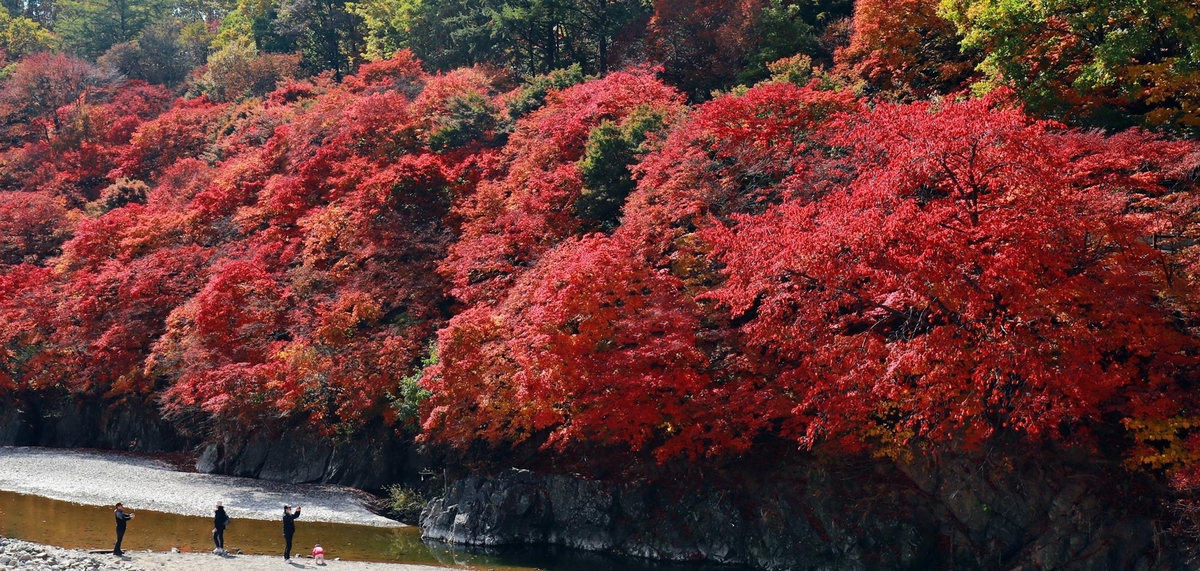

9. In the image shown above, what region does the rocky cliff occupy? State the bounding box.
[193,430,424,492]
[422,451,1193,570]
[0,396,418,493]
[0,397,181,452]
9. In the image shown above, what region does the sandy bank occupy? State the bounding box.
[0,447,399,527]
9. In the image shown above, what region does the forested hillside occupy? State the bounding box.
[2,0,1200,521]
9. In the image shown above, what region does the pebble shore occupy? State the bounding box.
[0,538,453,571]
[0,538,131,571]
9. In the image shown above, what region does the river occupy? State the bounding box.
[0,448,744,571]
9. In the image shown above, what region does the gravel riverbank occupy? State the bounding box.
[0,447,398,526]
[0,537,133,571]
[0,538,453,571]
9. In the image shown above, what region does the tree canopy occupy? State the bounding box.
[1,0,1200,500]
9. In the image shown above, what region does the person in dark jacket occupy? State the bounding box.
[212,502,230,554]
[282,504,302,560]
[113,502,134,556]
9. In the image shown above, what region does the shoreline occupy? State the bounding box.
[0,538,454,571]
[0,447,400,527]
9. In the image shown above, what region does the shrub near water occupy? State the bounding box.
[384,485,429,524]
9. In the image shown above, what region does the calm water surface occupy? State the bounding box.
[0,490,743,571]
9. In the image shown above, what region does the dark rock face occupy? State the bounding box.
[0,397,182,452]
[0,394,419,493]
[194,430,418,492]
[422,454,1192,571]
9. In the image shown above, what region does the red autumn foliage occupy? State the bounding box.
[0,264,58,392]
[56,244,212,397]
[134,53,461,433]
[114,97,228,182]
[154,257,292,410]
[423,234,711,461]
[624,81,861,255]
[0,56,172,207]
[834,0,979,99]
[0,51,464,437]
[341,50,426,95]
[422,76,1200,476]
[0,191,71,265]
[0,40,1198,490]
[441,69,684,306]
[706,96,1199,451]
[0,53,121,145]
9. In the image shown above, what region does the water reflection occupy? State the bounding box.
[0,489,448,564]
[0,489,745,571]
[432,543,753,571]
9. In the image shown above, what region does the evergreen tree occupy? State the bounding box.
[55,0,171,59]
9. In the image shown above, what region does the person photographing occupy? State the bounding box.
[282,504,302,560]
[212,502,230,555]
[113,502,134,556]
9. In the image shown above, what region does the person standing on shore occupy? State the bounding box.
[113,502,134,556]
[212,502,230,555]
[282,504,301,561]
